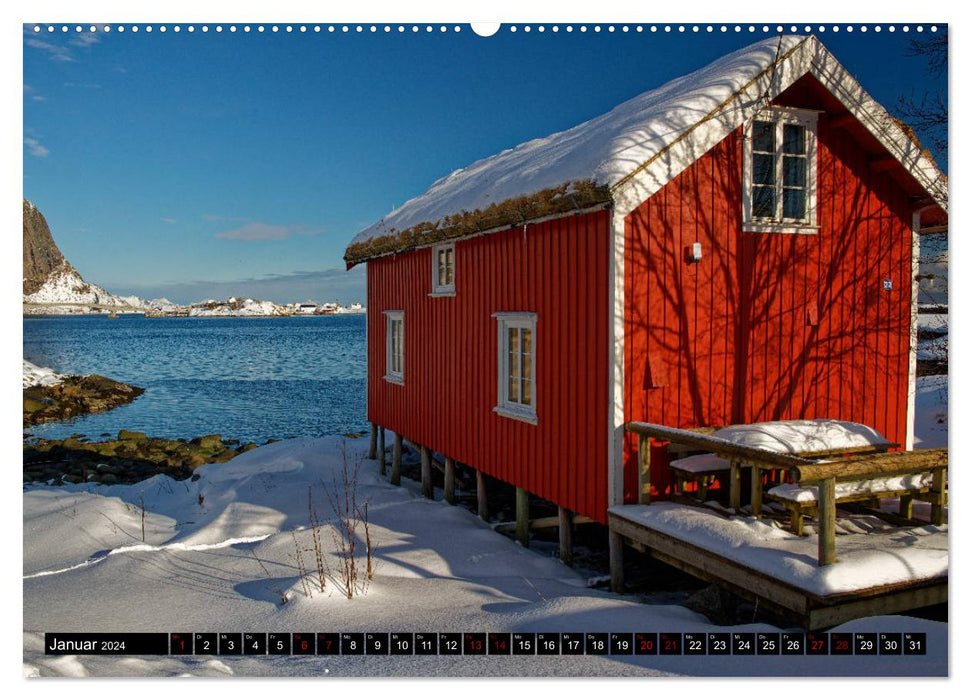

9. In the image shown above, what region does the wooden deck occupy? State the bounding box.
[608,504,947,631]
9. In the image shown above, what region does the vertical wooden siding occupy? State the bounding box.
[624,119,915,502]
[367,211,610,523]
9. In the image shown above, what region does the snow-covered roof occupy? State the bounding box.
[345,34,947,266]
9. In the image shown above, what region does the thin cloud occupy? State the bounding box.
[24,137,49,158]
[69,32,100,48]
[160,217,178,224]
[215,222,325,241]
[25,38,74,62]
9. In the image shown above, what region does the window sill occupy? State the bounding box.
[742,221,819,235]
[493,404,538,425]
[428,289,456,298]
[383,374,404,386]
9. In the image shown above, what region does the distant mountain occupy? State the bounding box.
[22,199,165,312]
[22,200,362,317]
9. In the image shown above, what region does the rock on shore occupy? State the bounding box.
[23,373,145,426]
[23,431,259,485]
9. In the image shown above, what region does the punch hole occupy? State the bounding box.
[471,23,500,37]
[174,26,181,33]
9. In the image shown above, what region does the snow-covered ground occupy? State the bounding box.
[23,433,947,677]
[23,360,65,390]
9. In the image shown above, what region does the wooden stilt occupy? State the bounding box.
[391,433,402,486]
[378,427,386,476]
[444,457,455,504]
[421,446,433,499]
[368,422,377,460]
[609,529,624,594]
[558,506,574,566]
[817,477,836,566]
[515,487,529,547]
[476,470,489,521]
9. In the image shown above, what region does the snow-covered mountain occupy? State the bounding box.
[187,297,286,317]
[24,262,144,309]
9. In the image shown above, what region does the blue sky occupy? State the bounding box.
[23,23,947,305]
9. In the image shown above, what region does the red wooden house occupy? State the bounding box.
[344,35,947,527]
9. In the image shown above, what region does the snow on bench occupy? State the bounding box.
[669,454,731,474]
[769,473,934,504]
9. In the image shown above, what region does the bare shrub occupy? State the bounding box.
[322,440,374,599]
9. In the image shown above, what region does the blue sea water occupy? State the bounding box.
[23,314,368,444]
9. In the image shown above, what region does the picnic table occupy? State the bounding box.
[667,419,897,510]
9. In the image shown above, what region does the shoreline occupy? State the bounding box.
[23,431,262,486]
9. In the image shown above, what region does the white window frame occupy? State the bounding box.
[492,312,537,425]
[384,310,404,384]
[430,242,456,296]
[742,106,819,234]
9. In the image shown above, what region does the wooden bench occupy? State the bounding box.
[766,448,948,564]
[669,453,731,501]
[767,472,939,536]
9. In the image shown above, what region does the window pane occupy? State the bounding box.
[752,153,775,185]
[783,189,806,220]
[783,156,806,187]
[752,186,775,218]
[753,121,775,152]
[445,247,454,285]
[521,375,531,405]
[783,123,805,155]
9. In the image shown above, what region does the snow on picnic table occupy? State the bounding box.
[23,436,946,677]
[711,419,890,454]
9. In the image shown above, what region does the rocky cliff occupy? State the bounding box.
[23,199,67,296]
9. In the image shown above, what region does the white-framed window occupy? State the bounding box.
[492,312,537,424]
[384,310,404,384]
[430,243,455,295]
[743,107,818,234]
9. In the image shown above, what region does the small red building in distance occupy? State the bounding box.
[344,35,947,526]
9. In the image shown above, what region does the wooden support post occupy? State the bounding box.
[391,433,402,486]
[899,494,913,519]
[378,427,386,476]
[421,446,433,499]
[638,435,651,504]
[558,506,574,566]
[609,529,624,594]
[750,466,763,518]
[791,508,805,537]
[476,470,489,521]
[817,476,837,566]
[516,487,529,547]
[931,466,946,525]
[729,461,741,511]
[444,457,456,504]
[368,422,377,460]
